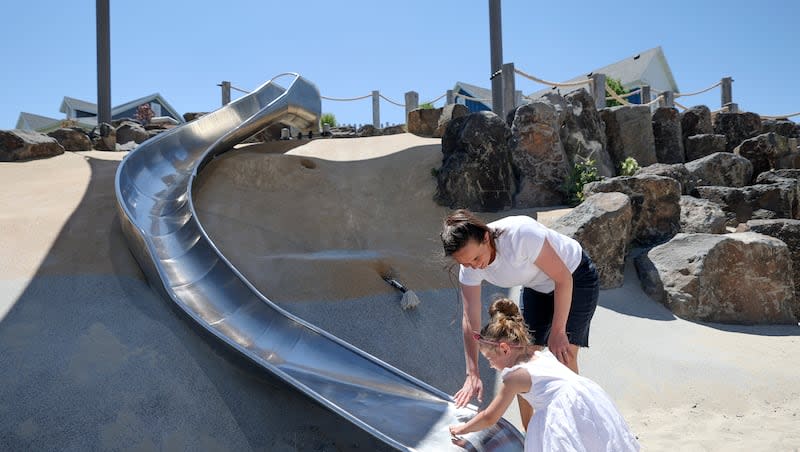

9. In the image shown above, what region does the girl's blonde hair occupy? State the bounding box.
[479,296,533,346]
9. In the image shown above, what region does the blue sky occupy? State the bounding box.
[2,1,798,129]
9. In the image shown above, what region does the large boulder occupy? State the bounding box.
[680,105,713,143]
[584,174,681,247]
[679,196,727,234]
[407,107,442,138]
[635,232,796,324]
[92,122,117,151]
[434,104,469,138]
[684,134,727,162]
[550,192,632,289]
[435,112,516,211]
[734,132,797,183]
[635,163,697,195]
[47,128,93,152]
[738,219,800,320]
[684,152,753,188]
[761,119,798,138]
[714,111,762,151]
[694,180,800,225]
[508,102,570,207]
[560,89,614,178]
[0,129,64,161]
[116,120,150,145]
[652,107,685,163]
[600,105,658,170]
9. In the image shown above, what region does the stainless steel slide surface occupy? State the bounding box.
[114,73,524,451]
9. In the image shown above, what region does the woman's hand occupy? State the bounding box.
[548,330,572,366]
[453,374,483,408]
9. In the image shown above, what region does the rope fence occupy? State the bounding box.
[216,65,798,128]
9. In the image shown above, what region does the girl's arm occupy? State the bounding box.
[453,283,483,408]
[449,368,531,436]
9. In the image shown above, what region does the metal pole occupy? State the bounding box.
[96,0,111,125]
[220,81,231,106]
[488,0,503,116]
[372,90,380,128]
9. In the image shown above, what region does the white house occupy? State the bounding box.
[456,46,679,112]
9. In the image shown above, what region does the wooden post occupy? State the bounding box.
[372,90,380,128]
[721,77,733,108]
[405,91,419,114]
[446,89,454,105]
[501,62,516,119]
[662,91,674,108]
[220,81,231,106]
[641,85,651,104]
[591,73,606,110]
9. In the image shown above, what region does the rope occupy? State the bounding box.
[231,85,250,94]
[514,68,591,88]
[605,84,632,106]
[673,100,689,111]
[423,92,448,105]
[646,95,664,106]
[605,88,642,101]
[762,112,800,119]
[321,93,372,101]
[378,93,405,107]
[675,81,722,98]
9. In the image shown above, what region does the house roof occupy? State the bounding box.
[527,46,679,99]
[16,112,61,130]
[60,96,98,115]
[112,93,183,121]
[58,93,184,122]
[454,81,493,104]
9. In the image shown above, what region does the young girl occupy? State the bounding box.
[448,297,639,452]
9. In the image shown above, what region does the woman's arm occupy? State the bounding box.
[534,238,574,364]
[453,283,483,408]
[450,368,531,436]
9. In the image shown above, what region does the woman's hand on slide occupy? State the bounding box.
[453,374,483,408]
[548,330,572,366]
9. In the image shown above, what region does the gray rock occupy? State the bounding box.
[652,107,685,163]
[635,232,796,324]
[551,192,632,288]
[47,128,93,152]
[600,105,658,170]
[684,134,727,162]
[685,152,753,188]
[679,196,727,234]
[0,129,64,161]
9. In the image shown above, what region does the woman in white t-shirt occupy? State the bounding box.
[440,209,599,425]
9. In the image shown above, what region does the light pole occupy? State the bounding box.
[488,0,503,116]
[96,0,111,125]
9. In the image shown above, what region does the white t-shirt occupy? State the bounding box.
[459,215,583,293]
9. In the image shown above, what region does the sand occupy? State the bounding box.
[2,135,799,451]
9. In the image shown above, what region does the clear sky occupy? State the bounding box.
[2,0,798,129]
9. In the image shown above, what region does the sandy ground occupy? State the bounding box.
[2,134,800,451]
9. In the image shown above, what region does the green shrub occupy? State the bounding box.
[564,157,600,206]
[605,77,628,108]
[419,102,434,109]
[320,113,337,127]
[619,157,640,176]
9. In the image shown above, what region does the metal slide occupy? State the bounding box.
[114,73,524,451]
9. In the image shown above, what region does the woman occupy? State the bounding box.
[440,208,599,420]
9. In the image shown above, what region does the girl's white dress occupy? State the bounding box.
[502,350,640,452]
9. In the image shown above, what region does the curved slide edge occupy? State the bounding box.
[114,73,524,451]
